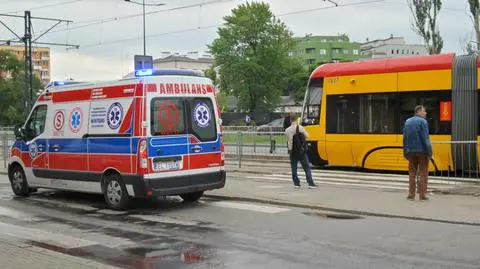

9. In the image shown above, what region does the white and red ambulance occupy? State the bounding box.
[8,69,226,210]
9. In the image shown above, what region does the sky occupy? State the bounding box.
[0,0,475,81]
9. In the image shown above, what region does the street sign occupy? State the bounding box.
[134,55,153,71]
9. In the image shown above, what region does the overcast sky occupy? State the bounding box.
[0,0,474,81]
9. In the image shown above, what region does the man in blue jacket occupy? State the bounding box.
[403,105,432,201]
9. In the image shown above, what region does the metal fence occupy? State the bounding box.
[0,127,14,170]
[1,125,479,181]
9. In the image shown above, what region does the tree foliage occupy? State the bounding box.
[0,50,42,125]
[209,2,301,112]
[408,0,443,54]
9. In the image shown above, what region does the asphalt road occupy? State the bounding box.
[0,174,479,269]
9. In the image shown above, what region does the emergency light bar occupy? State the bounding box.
[134,68,205,78]
[47,80,86,88]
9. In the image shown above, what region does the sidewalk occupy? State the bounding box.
[206,174,480,225]
[0,236,118,269]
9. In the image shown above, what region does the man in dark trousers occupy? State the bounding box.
[283,113,291,131]
[403,105,432,201]
[285,115,317,189]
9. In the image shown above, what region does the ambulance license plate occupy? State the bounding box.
[153,157,182,171]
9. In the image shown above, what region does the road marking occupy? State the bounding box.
[129,215,199,226]
[28,197,97,211]
[0,221,96,249]
[0,206,44,222]
[244,175,456,191]
[210,201,291,214]
[96,209,127,215]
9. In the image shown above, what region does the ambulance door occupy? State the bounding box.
[22,104,50,186]
[149,97,190,186]
[187,97,222,183]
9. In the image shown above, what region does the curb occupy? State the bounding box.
[204,194,480,227]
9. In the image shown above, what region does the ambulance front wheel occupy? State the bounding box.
[9,165,30,197]
[104,174,131,210]
[181,191,204,202]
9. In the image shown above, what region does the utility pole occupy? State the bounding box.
[0,11,79,116]
[124,0,165,56]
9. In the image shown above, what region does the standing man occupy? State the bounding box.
[283,113,291,131]
[285,115,317,189]
[245,114,251,126]
[403,105,432,201]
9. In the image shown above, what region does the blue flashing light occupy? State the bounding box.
[54,81,65,86]
[135,69,153,77]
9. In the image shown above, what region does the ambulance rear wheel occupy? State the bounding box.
[9,165,30,197]
[104,174,131,210]
[181,191,204,202]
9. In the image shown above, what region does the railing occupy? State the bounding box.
[0,127,15,170]
[1,125,479,181]
[223,131,288,167]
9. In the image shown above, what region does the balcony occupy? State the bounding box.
[41,56,49,61]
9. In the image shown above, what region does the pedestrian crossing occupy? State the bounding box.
[235,170,464,192]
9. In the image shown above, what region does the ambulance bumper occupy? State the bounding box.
[131,170,226,197]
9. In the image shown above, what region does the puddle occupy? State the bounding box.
[28,240,210,269]
[303,211,363,220]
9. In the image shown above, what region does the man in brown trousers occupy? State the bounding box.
[402,105,432,201]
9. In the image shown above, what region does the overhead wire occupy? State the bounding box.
[5,0,84,15]
[77,0,385,49]
[38,0,237,36]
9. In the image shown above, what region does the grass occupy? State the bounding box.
[223,133,287,145]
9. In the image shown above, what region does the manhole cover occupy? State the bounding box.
[303,212,363,220]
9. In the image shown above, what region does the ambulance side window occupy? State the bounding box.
[189,98,217,142]
[24,105,47,141]
[150,98,186,135]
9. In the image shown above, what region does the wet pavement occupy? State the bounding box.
[0,175,479,269]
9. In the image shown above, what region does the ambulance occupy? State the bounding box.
[8,69,226,210]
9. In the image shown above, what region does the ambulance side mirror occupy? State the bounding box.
[14,124,24,141]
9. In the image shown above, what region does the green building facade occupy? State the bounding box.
[289,34,362,67]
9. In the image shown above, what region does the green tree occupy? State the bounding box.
[0,50,43,125]
[209,2,299,112]
[408,0,443,54]
[204,66,218,86]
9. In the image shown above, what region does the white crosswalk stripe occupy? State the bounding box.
[237,171,464,192]
[208,201,291,214]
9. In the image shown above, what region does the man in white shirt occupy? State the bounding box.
[285,115,317,189]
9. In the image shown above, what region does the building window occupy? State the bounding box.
[397,49,399,54]
[306,59,316,65]
[353,49,359,55]
[306,48,316,54]
[319,49,327,55]
[391,50,395,54]
[288,51,295,56]
[332,59,340,63]
[412,51,415,55]
[343,49,349,54]
[332,48,341,54]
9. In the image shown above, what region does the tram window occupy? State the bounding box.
[326,95,360,133]
[398,91,451,135]
[358,93,396,134]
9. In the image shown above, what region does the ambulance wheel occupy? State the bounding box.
[180,191,204,202]
[9,165,30,197]
[104,174,131,210]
